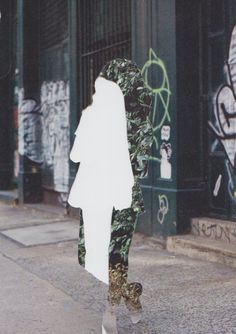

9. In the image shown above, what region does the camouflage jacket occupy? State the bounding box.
[99,58,154,215]
[126,108,153,215]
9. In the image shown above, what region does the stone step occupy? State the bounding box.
[166,234,236,269]
[191,217,236,244]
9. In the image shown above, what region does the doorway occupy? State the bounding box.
[204,0,236,220]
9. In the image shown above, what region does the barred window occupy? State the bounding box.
[39,0,68,50]
[80,0,132,108]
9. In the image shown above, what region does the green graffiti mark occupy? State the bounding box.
[142,48,171,162]
[157,194,169,224]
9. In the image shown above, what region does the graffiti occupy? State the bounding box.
[13,86,23,177]
[16,81,70,196]
[160,143,172,179]
[18,90,43,164]
[161,125,170,141]
[142,48,172,163]
[157,194,169,224]
[210,138,220,153]
[41,80,70,193]
[17,87,24,110]
[209,25,236,202]
[225,161,236,202]
[192,220,236,243]
[213,174,222,197]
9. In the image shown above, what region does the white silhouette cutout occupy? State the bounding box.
[68,77,134,283]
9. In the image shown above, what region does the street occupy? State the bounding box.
[0,202,235,334]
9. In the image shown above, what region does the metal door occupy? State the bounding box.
[204,0,236,219]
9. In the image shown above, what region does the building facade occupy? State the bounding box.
[0,0,236,237]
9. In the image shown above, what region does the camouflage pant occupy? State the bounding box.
[78,206,142,312]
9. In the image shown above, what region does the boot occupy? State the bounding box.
[108,263,127,306]
[108,263,143,324]
[121,281,143,324]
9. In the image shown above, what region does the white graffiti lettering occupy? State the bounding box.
[213,174,222,197]
[18,95,43,164]
[41,80,70,193]
[209,25,236,202]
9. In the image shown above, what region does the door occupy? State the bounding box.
[204,0,236,220]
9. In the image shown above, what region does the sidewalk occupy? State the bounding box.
[0,202,235,334]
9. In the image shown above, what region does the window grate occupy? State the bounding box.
[40,0,68,50]
[79,0,131,109]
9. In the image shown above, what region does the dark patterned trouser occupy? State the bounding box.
[78,207,143,312]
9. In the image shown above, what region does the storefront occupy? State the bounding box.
[1,0,236,237]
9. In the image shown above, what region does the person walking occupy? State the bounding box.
[68,59,153,333]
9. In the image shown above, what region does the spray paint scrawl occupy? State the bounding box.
[208,25,236,202]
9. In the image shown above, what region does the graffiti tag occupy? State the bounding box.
[41,80,70,193]
[142,48,172,163]
[157,194,169,224]
[209,25,236,202]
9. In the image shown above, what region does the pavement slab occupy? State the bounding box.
[0,203,67,230]
[1,221,78,246]
[0,253,100,334]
